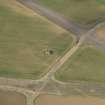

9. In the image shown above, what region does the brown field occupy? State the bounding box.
[0,90,26,105]
[35,94,105,105]
[96,27,105,41]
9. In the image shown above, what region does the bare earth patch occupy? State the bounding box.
[0,90,26,105]
[96,27,105,41]
[35,94,105,105]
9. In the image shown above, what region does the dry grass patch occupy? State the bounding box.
[0,0,36,16]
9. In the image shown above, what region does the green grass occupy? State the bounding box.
[0,4,73,79]
[55,46,105,82]
[36,0,105,27]
[97,0,105,4]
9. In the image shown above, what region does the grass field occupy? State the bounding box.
[0,0,73,79]
[55,46,105,82]
[35,94,105,105]
[0,90,26,105]
[36,0,105,27]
